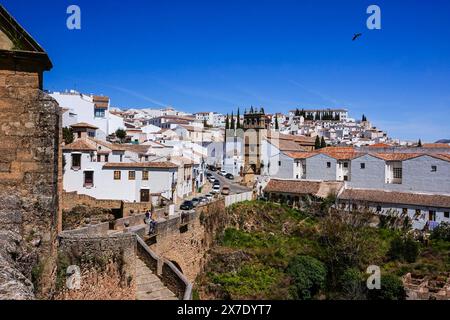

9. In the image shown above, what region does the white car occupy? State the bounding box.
[211,184,221,193]
[208,176,216,183]
[219,170,227,176]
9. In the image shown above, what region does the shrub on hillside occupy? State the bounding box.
[388,236,419,263]
[430,222,450,242]
[286,255,327,300]
[367,274,406,300]
[338,268,366,300]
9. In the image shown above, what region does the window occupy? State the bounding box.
[376,206,382,212]
[343,162,349,168]
[71,154,81,169]
[84,171,94,188]
[296,175,299,179]
[97,155,101,162]
[142,171,149,180]
[431,165,437,172]
[278,161,281,166]
[429,210,436,221]
[114,171,121,180]
[94,108,105,118]
[88,131,95,138]
[393,167,402,179]
[326,162,331,168]
[104,155,109,163]
[444,212,449,219]
[360,163,366,169]
[343,175,348,181]
[129,171,136,180]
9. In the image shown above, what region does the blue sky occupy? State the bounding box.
[3,0,450,141]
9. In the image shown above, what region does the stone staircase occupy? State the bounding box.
[135,257,178,300]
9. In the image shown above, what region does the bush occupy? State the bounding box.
[338,268,366,300]
[286,255,327,300]
[430,222,450,242]
[368,274,406,300]
[388,236,419,263]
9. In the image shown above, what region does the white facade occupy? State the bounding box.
[51,91,125,139]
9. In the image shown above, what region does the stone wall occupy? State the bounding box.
[0,67,60,298]
[62,191,122,211]
[147,200,227,282]
[57,232,136,299]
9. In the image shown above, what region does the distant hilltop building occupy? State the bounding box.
[289,108,349,122]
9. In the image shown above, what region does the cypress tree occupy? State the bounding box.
[231,111,235,130]
[321,136,327,148]
[418,139,422,147]
[275,116,279,130]
[315,136,321,149]
[236,108,241,129]
[225,114,229,129]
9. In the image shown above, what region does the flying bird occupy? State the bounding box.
[352,33,362,41]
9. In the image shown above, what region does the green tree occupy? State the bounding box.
[368,274,406,300]
[321,137,327,148]
[295,108,300,116]
[418,139,422,147]
[225,114,230,130]
[236,108,241,129]
[260,107,265,114]
[287,255,327,300]
[315,136,321,150]
[275,116,279,130]
[62,127,74,144]
[115,128,127,143]
[230,112,235,130]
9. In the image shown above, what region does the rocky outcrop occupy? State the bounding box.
[0,231,34,300]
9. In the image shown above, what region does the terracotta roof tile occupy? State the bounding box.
[70,122,99,130]
[103,162,178,169]
[339,189,450,208]
[63,139,96,151]
[284,151,317,159]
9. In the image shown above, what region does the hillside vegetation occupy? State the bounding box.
[195,201,450,300]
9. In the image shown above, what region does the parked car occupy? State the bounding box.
[206,172,212,178]
[208,177,216,183]
[191,198,200,207]
[219,170,227,176]
[221,186,230,196]
[211,184,221,193]
[180,201,194,210]
[209,166,217,172]
[205,194,213,201]
[225,173,234,180]
[199,196,208,204]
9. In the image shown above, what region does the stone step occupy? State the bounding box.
[135,256,178,301]
[137,280,166,292]
[136,287,177,300]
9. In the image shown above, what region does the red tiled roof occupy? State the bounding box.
[284,151,317,159]
[70,122,99,130]
[63,139,96,151]
[103,162,178,169]
[423,143,450,149]
[339,189,450,208]
[373,153,422,161]
[264,179,343,198]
